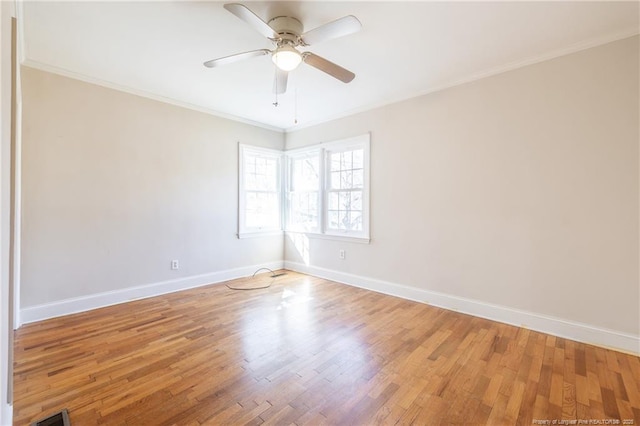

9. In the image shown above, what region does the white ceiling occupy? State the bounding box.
[21,1,639,131]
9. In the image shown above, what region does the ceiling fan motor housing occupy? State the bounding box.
[268,16,304,43]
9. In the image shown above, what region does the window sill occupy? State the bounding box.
[237,230,284,239]
[286,231,370,244]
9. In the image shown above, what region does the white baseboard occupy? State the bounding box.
[20,261,284,325]
[0,402,11,426]
[284,261,639,355]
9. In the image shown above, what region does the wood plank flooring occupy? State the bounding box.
[13,271,640,425]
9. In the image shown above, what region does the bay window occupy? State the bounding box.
[238,133,370,242]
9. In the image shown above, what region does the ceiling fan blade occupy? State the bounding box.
[303,53,355,83]
[273,68,288,94]
[203,49,270,68]
[224,3,276,39]
[300,15,361,46]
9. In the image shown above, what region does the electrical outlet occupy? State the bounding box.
[171,259,179,270]
[339,249,345,260]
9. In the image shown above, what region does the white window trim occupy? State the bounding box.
[289,231,370,244]
[238,144,284,239]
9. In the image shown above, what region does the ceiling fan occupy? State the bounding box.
[203,3,362,94]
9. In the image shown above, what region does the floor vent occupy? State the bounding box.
[31,409,71,426]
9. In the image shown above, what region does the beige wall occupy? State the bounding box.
[20,67,284,308]
[285,36,639,336]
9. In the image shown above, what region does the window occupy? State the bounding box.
[286,134,370,242]
[238,145,282,237]
[238,134,370,242]
[326,146,365,234]
[286,150,321,233]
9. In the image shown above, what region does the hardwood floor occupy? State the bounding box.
[13,271,640,425]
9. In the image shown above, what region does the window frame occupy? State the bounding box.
[238,144,283,238]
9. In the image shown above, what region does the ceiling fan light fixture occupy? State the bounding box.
[272,45,302,71]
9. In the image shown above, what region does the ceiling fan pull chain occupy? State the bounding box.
[294,88,298,124]
[273,73,279,107]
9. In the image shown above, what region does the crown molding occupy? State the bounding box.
[285,29,639,133]
[20,59,285,133]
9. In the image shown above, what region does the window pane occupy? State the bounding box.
[256,176,268,191]
[244,154,256,190]
[246,191,279,229]
[245,192,259,228]
[352,169,364,189]
[349,212,362,231]
[290,192,318,230]
[330,172,341,190]
[352,149,364,169]
[269,177,278,192]
[245,173,256,192]
[246,191,257,209]
[331,152,348,171]
[291,156,319,191]
[351,191,362,211]
[341,171,353,189]
[339,191,350,210]
[328,211,340,229]
[309,194,318,212]
[341,151,352,170]
[338,211,348,230]
[329,192,339,210]
[330,153,341,172]
[245,153,278,192]
[263,193,279,227]
[256,158,266,176]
